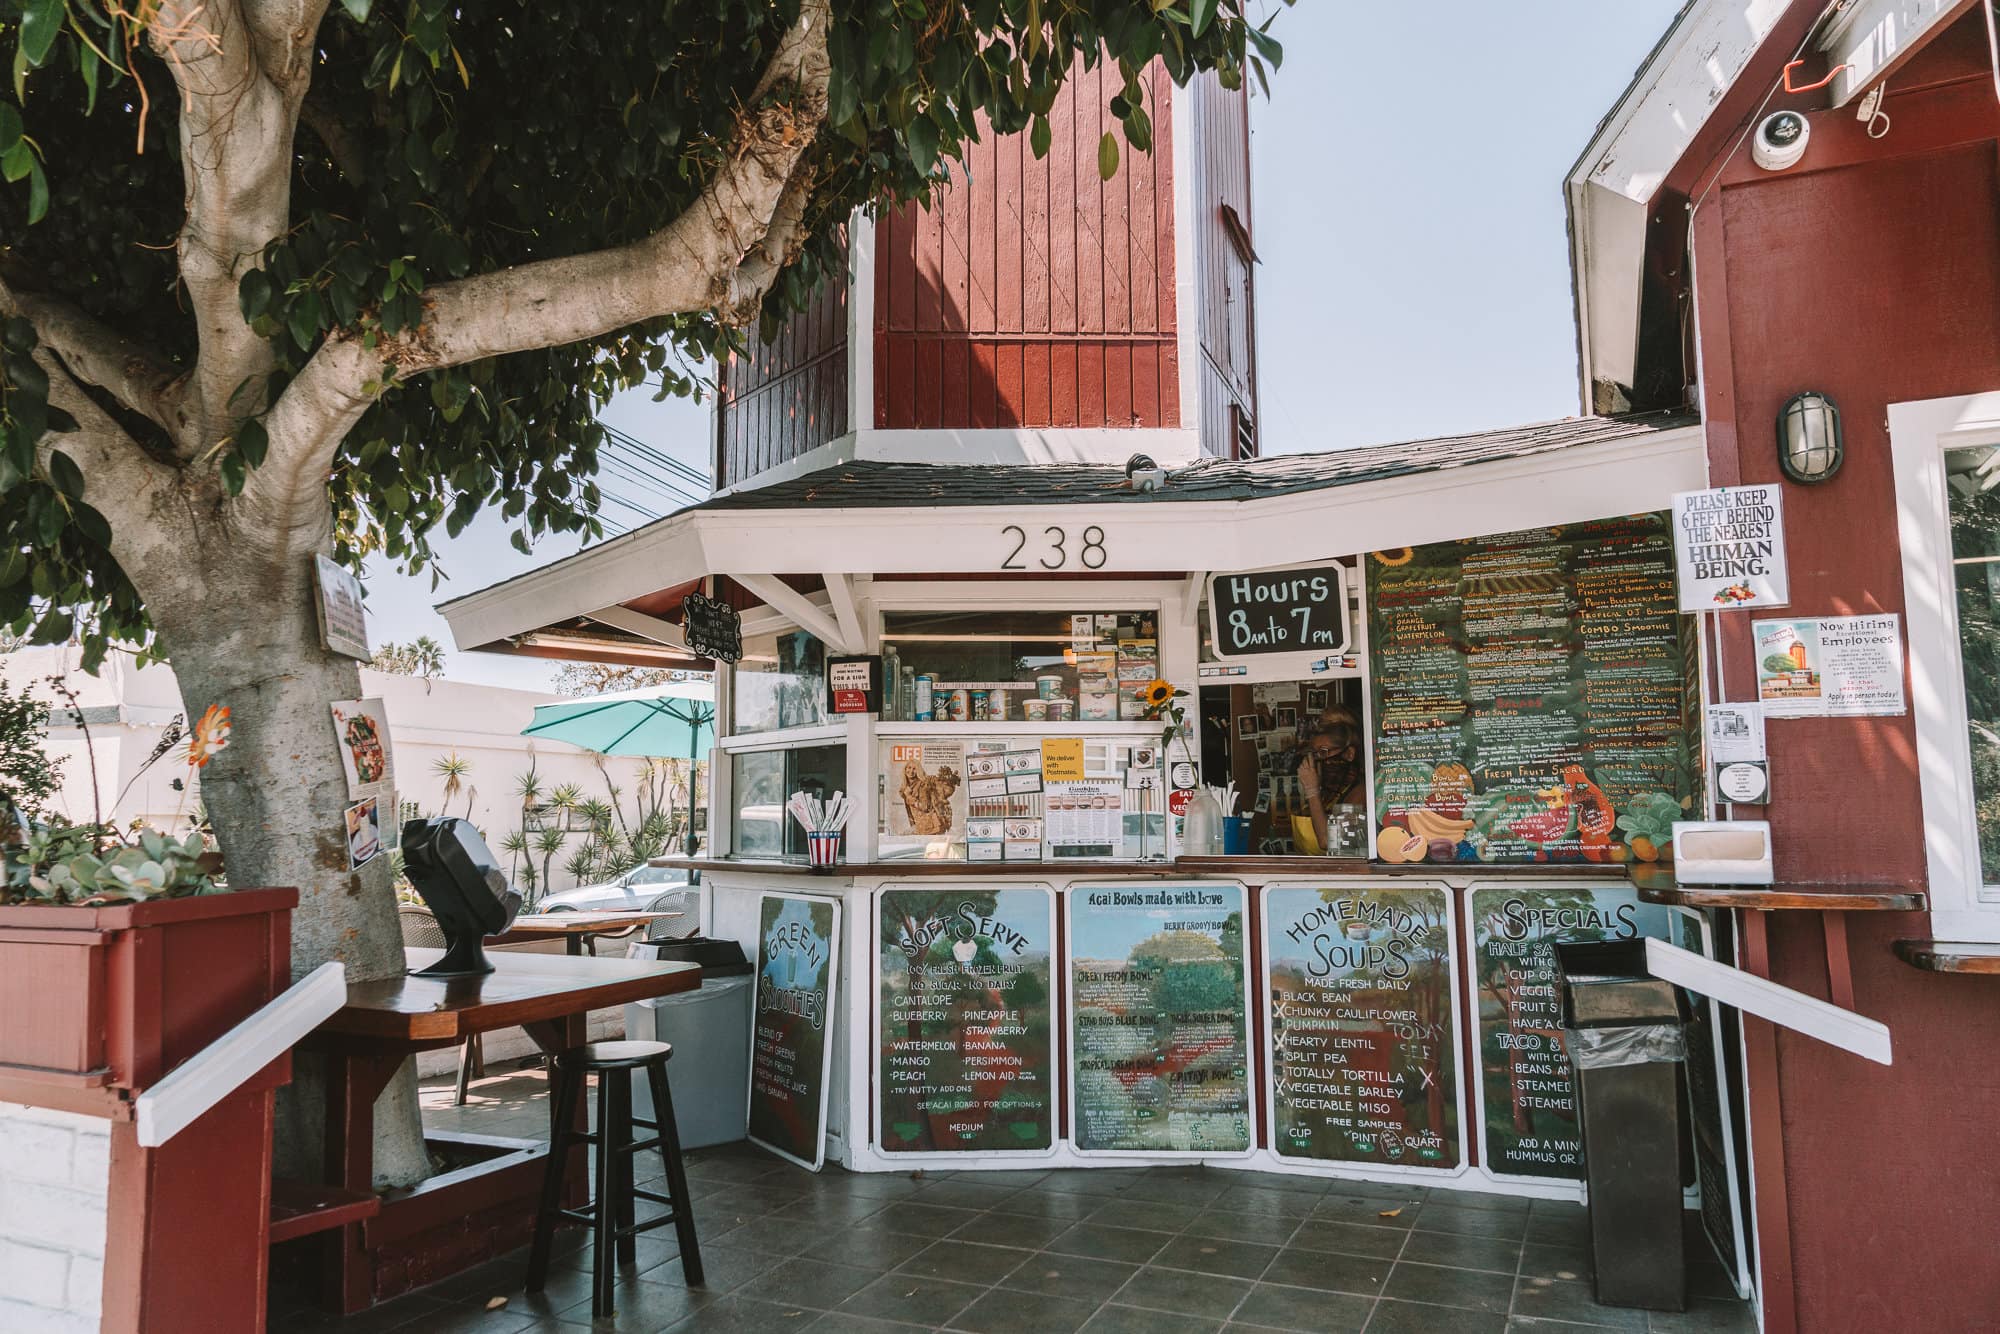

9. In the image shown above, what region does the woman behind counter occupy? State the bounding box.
[1295,708,1366,855]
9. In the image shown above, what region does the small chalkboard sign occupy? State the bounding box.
[681,591,743,663]
[1206,563,1350,660]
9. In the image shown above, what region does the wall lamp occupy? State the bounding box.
[1777,391,1843,484]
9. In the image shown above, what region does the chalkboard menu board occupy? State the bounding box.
[1466,883,1672,1181]
[1207,563,1350,660]
[1264,885,1461,1171]
[681,590,743,663]
[877,886,1055,1154]
[749,893,841,1170]
[1068,883,1252,1156]
[1366,516,1697,866]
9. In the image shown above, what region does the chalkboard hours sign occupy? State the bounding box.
[1206,562,1351,661]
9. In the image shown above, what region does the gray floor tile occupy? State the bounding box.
[910,1180,1027,1212]
[802,1225,936,1272]
[1045,1222,1172,1265]
[1148,1234,1281,1281]
[1287,1219,1409,1261]
[989,1189,1105,1223]
[804,1315,930,1333]
[1080,1305,1225,1334]
[1214,1186,1323,1219]
[703,1214,821,1256]
[1645,1299,1757,1334]
[868,1202,986,1239]
[661,1294,822,1331]
[1228,1282,1373,1334]
[948,1286,1099,1334]
[1312,1196,1421,1228]
[997,1254,1140,1302]
[1410,1205,1530,1242]
[1365,1299,1509,1334]
[949,1210,1075,1250]
[1085,1197,1205,1234]
[1397,1230,1521,1273]
[1512,1276,1647,1329]
[1184,1209,1306,1247]
[643,1243,784,1295]
[1518,1244,1592,1283]
[835,1274,983,1327]
[1381,1261,1514,1313]
[893,1239,1033,1286]
[1109,1264,1255,1319]
[1259,1248,1391,1297]
[734,1257,881,1312]
[552,1275,716,1330]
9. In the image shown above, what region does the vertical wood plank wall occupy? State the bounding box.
[873,60,1181,432]
[713,277,850,489]
[1189,73,1258,458]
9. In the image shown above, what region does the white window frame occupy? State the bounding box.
[1889,390,2000,942]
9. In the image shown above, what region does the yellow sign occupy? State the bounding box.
[1040,737,1085,782]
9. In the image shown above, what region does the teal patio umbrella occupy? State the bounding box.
[521,686,714,855]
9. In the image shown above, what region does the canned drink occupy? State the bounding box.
[914,674,935,722]
[945,689,971,722]
[1048,699,1075,722]
[969,689,991,721]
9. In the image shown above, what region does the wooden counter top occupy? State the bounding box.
[653,857,1183,878]
[1627,865,1927,911]
[1893,940,2000,974]
[660,856,1632,881]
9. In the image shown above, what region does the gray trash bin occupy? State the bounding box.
[624,939,754,1149]
[1553,938,1688,1313]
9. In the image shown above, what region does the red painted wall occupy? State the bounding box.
[1688,27,2000,1328]
[713,272,849,489]
[873,60,1181,431]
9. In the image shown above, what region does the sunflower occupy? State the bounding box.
[1373,547,1414,567]
[186,704,233,769]
[1140,679,1178,710]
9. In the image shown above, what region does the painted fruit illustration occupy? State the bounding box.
[952,938,979,963]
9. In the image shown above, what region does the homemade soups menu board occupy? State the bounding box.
[876,886,1055,1154]
[1068,883,1253,1155]
[1263,885,1461,1171]
[1366,516,1697,865]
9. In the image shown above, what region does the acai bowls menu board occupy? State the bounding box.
[1067,883,1253,1156]
[1365,516,1699,867]
[876,885,1056,1155]
[1465,882,1674,1183]
[1263,884,1463,1174]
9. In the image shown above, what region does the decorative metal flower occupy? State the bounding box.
[186,704,233,769]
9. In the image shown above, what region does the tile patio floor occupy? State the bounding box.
[268,1064,1755,1334]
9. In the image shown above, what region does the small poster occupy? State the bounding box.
[1672,485,1789,611]
[329,698,395,803]
[1041,737,1085,782]
[749,893,841,1170]
[885,741,966,842]
[877,886,1055,1154]
[826,656,881,714]
[1045,781,1124,852]
[1705,703,1769,804]
[1068,883,1253,1156]
[344,796,382,870]
[1264,885,1462,1171]
[313,554,370,659]
[1753,615,1907,718]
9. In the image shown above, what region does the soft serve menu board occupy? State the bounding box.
[1263,885,1462,1172]
[876,886,1056,1155]
[1465,883,1674,1181]
[1067,883,1253,1156]
[748,893,841,1170]
[1366,517,1697,866]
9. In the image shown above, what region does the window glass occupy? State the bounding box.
[876,736,1164,861]
[730,744,847,860]
[731,629,828,734]
[879,610,1158,722]
[1947,446,2000,883]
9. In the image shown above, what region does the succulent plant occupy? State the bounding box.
[3,823,221,906]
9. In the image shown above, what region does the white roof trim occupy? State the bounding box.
[1567,0,1792,409]
[440,426,1708,653]
[1820,0,1969,106]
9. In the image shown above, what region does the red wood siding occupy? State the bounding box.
[1686,29,2000,1330]
[873,59,1180,431]
[1189,72,1256,458]
[713,277,849,489]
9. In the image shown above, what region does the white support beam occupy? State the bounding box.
[734,573,857,653]
[1178,572,1206,628]
[1645,938,1892,1065]
[134,963,348,1147]
[585,605,691,652]
[822,573,866,654]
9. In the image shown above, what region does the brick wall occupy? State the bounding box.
[0,1102,109,1333]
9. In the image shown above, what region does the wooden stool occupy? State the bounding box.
[524,1040,704,1316]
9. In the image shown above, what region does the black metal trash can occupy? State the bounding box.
[1553,937,1688,1313]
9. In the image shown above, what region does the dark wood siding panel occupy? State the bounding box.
[714,274,850,488]
[873,58,1180,430]
[1190,72,1257,457]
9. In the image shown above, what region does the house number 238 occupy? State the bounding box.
[1001,524,1107,570]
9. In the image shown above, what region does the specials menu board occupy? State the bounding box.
[876,886,1055,1154]
[1264,885,1461,1171]
[1466,883,1673,1180]
[1067,883,1252,1155]
[748,893,841,1170]
[1366,517,1697,866]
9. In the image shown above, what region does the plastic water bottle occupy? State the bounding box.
[1183,789,1222,856]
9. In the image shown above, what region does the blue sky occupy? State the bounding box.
[366,1,1685,691]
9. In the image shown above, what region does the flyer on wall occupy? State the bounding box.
[1753,615,1907,718]
[1671,485,1789,611]
[883,741,967,854]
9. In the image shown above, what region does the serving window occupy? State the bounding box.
[729,743,845,860]
[733,628,829,735]
[880,610,1160,722]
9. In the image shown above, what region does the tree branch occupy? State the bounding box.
[31,348,182,573]
[153,0,330,445]
[0,273,186,435]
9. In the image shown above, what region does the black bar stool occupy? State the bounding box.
[525,1040,704,1316]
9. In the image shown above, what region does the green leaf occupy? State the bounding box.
[905,114,939,172]
[0,104,20,151]
[0,141,30,183]
[19,0,63,70]
[1246,25,1283,69]
[235,417,269,467]
[340,0,373,19]
[46,449,83,498]
[239,268,274,321]
[510,529,531,555]
[1098,131,1119,180]
[220,451,247,496]
[25,159,46,224]
[78,41,98,113]
[1189,0,1216,38]
[1030,114,1051,159]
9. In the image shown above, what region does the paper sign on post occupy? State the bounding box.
[1705,703,1770,804]
[1040,737,1085,782]
[1672,486,1790,612]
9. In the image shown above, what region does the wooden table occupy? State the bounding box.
[492,910,680,955]
[303,949,702,1312]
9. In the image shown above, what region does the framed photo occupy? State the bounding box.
[1305,688,1330,712]
[1236,714,1258,740]
[1275,705,1298,730]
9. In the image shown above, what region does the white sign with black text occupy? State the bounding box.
[1672,485,1790,613]
[1705,702,1770,805]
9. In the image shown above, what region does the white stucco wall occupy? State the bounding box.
[0,1103,109,1334]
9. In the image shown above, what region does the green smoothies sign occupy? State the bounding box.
[1263,885,1462,1171]
[876,885,1055,1154]
[1467,883,1674,1181]
[749,893,841,1170]
[1366,516,1698,868]
[1067,882,1252,1155]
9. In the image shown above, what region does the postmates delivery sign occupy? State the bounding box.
[1671,485,1790,613]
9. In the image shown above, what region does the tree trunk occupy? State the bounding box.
[148,542,431,1189]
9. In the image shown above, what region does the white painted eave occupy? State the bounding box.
[1819,0,1972,106]
[439,425,1708,652]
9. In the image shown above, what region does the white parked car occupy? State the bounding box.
[536,863,689,914]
